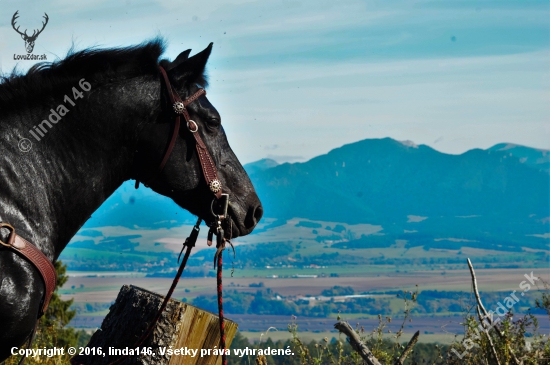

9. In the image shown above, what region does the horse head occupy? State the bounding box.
[0,40,262,362]
[132,43,262,238]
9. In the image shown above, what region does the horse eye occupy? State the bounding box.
[207,117,221,127]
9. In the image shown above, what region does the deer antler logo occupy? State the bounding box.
[12,11,49,54]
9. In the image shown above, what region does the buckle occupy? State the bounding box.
[0,223,16,247]
[188,120,199,133]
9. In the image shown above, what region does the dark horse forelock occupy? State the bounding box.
[0,38,262,362]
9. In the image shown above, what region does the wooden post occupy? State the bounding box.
[72,285,238,365]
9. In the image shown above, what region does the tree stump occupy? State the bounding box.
[72,285,238,365]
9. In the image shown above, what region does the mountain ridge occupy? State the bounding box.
[246,138,548,248]
[81,138,549,248]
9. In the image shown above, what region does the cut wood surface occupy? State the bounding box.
[72,285,238,365]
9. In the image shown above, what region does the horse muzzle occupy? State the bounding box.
[208,193,262,239]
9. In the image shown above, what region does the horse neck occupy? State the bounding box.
[0,75,159,260]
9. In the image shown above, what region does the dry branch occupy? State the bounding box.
[334,321,382,365]
[467,258,521,365]
[476,305,502,365]
[395,330,420,365]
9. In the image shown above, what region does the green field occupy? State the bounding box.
[61,218,549,343]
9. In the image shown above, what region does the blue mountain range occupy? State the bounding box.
[82,138,549,249]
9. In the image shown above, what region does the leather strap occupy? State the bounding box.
[155,108,181,177]
[0,223,56,317]
[193,132,222,199]
[157,66,222,199]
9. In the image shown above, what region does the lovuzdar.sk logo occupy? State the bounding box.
[11,10,49,61]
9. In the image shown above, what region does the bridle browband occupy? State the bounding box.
[135,66,223,200]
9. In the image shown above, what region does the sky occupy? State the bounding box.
[1,0,548,164]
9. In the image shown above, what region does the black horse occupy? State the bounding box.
[0,39,262,361]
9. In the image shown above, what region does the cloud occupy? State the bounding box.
[0,0,548,164]
[266,154,304,163]
[215,50,549,163]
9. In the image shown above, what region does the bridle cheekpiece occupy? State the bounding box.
[136,66,223,199]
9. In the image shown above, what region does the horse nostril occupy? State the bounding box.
[244,204,263,229]
[254,205,263,222]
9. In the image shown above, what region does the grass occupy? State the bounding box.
[239,329,457,345]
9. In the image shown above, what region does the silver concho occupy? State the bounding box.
[173,101,185,114]
[209,179,222,193]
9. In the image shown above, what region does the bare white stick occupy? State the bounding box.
[467,258,521,365]
[477,305,502,365]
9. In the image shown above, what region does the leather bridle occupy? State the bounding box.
[135,66,223,200]
[136,66,231,242]
[151,67,232,364]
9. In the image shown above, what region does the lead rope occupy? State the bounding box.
[131,217,200,348]
[210,197,229,365]
[114,218,200,365]
[74,219,202,365]
[212,222,229,365]
[213,225,235,365]
[71,218,230,365]
[216,244,227,365]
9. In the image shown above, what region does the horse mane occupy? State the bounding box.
[0,38,167,112]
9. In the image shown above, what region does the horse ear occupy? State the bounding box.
[166,49,191,70]
[169,43,213,85]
